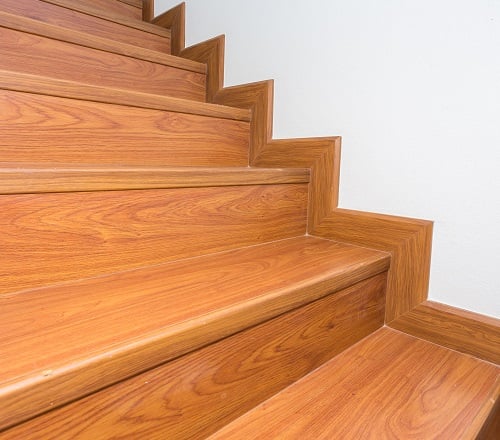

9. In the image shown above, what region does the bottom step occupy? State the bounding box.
[211,327,500,439]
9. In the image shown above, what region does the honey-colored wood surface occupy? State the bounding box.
[391,300,500,364]
[475,379,500,439]
[0,25,204,101]
[0,237,389,430]
[0,89,249,165]
[181,35,225,102]
[0,274,387,439]
[210,327,500,440]
[77,0,141,20]
[0,165,309,194]
[314,209,433,322]
[142,0,153,21]
[1,0,170,53]
[202,31,433,321]
[214,81,341,227]
[0,184,307,295]
[0,70,248,121]
[0,11,203,72]
[153,2,185,55]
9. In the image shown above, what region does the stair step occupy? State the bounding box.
[1,182,308,295]
[0,164,310,194]
[210,327,500,439]
[79,0,143,20]
[0,237,390,431]
[1,0,170,53]
[0,71,250,166]
[0,11,205,100]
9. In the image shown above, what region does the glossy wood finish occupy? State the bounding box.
[0,274,386,440]
[0,10,202,71]
[80,0,141,20]
[0,237,390,430]
[0,70,248,121]
[153,2,185,55]
[1,0,170,53]
[315,209,433,322]
[0,184,307,296]
[0,165,309,194]
[391,301,500,364]
[475,380,500,439]
[200,32,433,322]
[142,0,153,21]
[0,23,204,100]
[182,35,225,102]
[211,327,500,440]
[0,89,249,165]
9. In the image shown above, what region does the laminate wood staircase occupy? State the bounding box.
[0,1,498,439]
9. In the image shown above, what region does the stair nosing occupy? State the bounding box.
[0,11,205,73]
[0,165,311,194]
[39,0,171,38]
[0,70,250,121]
[0,236,390,431]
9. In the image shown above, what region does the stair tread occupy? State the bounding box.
[0,10,203,73]
[0,165,310,194]
[210,327,500,440]
[0,236,390,430]
[0,70,250,121]
[4,0,170,39]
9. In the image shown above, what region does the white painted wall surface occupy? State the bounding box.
[156,0,500,318]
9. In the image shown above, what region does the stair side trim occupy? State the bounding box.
[152,2,185,55]
[390,300,500,364]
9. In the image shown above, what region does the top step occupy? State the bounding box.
[1,0,170,53]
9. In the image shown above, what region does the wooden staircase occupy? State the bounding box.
[0,1,498,439]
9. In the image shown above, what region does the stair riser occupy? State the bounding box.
[1,0,169,53]
[0,27,203,100]
[80,0,142,20]
[0,274,386,439]
[0,184,308,295]
[1,90,249,165]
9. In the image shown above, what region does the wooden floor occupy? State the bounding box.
[210,327,500,439]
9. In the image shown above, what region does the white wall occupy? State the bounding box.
[156,0,500,318]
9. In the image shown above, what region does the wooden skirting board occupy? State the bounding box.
[164,2,499,366]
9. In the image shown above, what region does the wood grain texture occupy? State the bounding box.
[0,165,310,194]
[210,327,500,440]
[0,26,204,101]
[142,0,153,21]
[0,89,249,165]
[214,81,341,228]
[0,184,307,296]
[0,11,203,73]
[0,274,387,440]
[152,2,185,55]
[75,0,141,20]
[475,380,500,439]
[39,0,167,36]
[2,0,170,53]
[390,300,500,364]
[314,209,433,322]
[181,35,225,102]
[0,237,389,430]
[0,70,249,121]
[202,33,433,322]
